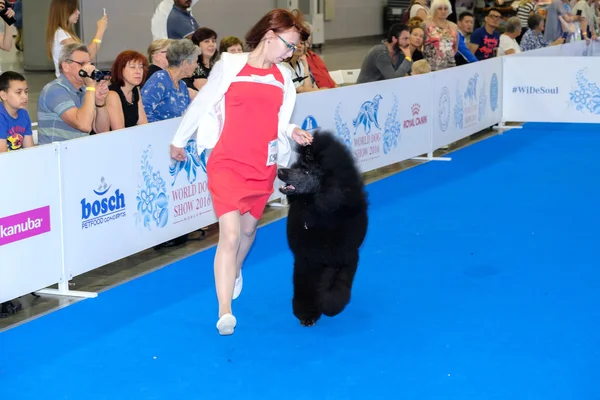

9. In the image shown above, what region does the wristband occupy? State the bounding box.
[93,38,102,43]
[86,87,96,92]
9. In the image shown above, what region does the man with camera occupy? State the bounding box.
[37,43,110,145]
[0,0,15,52]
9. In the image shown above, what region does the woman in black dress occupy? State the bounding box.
[105,50,149,130]
[183,27,219,93]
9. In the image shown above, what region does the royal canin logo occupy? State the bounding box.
[411,103,420,116]
[404,103,428,128]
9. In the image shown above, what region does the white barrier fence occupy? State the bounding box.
[502,54,600,124]
[0,145,64,303]
[0,41,596,303]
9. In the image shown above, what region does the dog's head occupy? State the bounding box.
[277,130,362,200]
[277,145,321,196]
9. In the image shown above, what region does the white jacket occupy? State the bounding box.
[171,52,299,167]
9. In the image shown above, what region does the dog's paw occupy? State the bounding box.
[300,319,317,327]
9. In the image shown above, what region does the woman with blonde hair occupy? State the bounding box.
[146,38,172,82]
[219,36,244,54]
[421,0,458,71]
[46,0,108,78]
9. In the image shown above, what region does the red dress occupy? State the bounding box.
[207,63,285,220]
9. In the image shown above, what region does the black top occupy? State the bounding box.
[146,64,163,82]
[412,49,424,62]
[183,56,212,91]
[108,84,140,129]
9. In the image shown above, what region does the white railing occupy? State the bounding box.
[0,41,596,303]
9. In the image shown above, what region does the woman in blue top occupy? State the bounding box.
[141,39,199,123]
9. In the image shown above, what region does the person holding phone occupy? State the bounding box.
[542,0,569,43]
[571,0,598,41]
[520,14,566,51]
[46,0,108,78]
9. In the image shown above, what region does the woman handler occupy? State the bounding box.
[170,9,312,335]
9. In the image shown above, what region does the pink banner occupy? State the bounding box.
[0,206,52,247]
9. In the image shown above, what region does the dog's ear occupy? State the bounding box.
[314,184,346,214]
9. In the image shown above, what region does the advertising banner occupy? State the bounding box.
[291,73,433,172]
[502,57,600,123]
[432,57,503,149]
[0,144,63,303]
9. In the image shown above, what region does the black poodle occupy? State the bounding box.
[278,130,369,327]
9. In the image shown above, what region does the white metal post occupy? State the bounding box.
[35,143,97,299]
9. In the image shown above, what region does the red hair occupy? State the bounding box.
[245,9,310,50]
[110,50,149,87]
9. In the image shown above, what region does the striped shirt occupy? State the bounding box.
[517,2,536,28]
[37,74,88,145]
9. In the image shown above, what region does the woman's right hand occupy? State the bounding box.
[170,144,186,162]
[97,15,108,35]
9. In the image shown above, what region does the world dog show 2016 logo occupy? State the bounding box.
[168,139,212,224]
[81,177,126,229]
[351,94,383,162]
[462,73,479,128]
[453,72,486,130]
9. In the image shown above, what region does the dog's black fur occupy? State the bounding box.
[278,130,368,327]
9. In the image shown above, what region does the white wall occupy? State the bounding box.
[23,0,384,71]
[323,0,385,40]
[194,0,384,41]
[193,0,279,42]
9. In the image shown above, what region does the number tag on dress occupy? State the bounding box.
[267,139,278,166]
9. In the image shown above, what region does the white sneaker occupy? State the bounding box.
[232,271,243,300]
[216,313,236,336]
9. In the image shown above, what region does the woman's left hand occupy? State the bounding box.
[291,127,313,146]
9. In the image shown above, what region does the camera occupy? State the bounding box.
[0,0,15,26]
[79,69,110,82]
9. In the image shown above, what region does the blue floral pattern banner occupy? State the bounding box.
[135,145,169,230]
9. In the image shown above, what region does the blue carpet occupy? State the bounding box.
[1,123,599,400]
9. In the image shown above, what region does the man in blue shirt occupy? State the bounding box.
[37,43,110,144]
[469,8,501,60]
[455,11,478,65]
[167,0,199,39]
